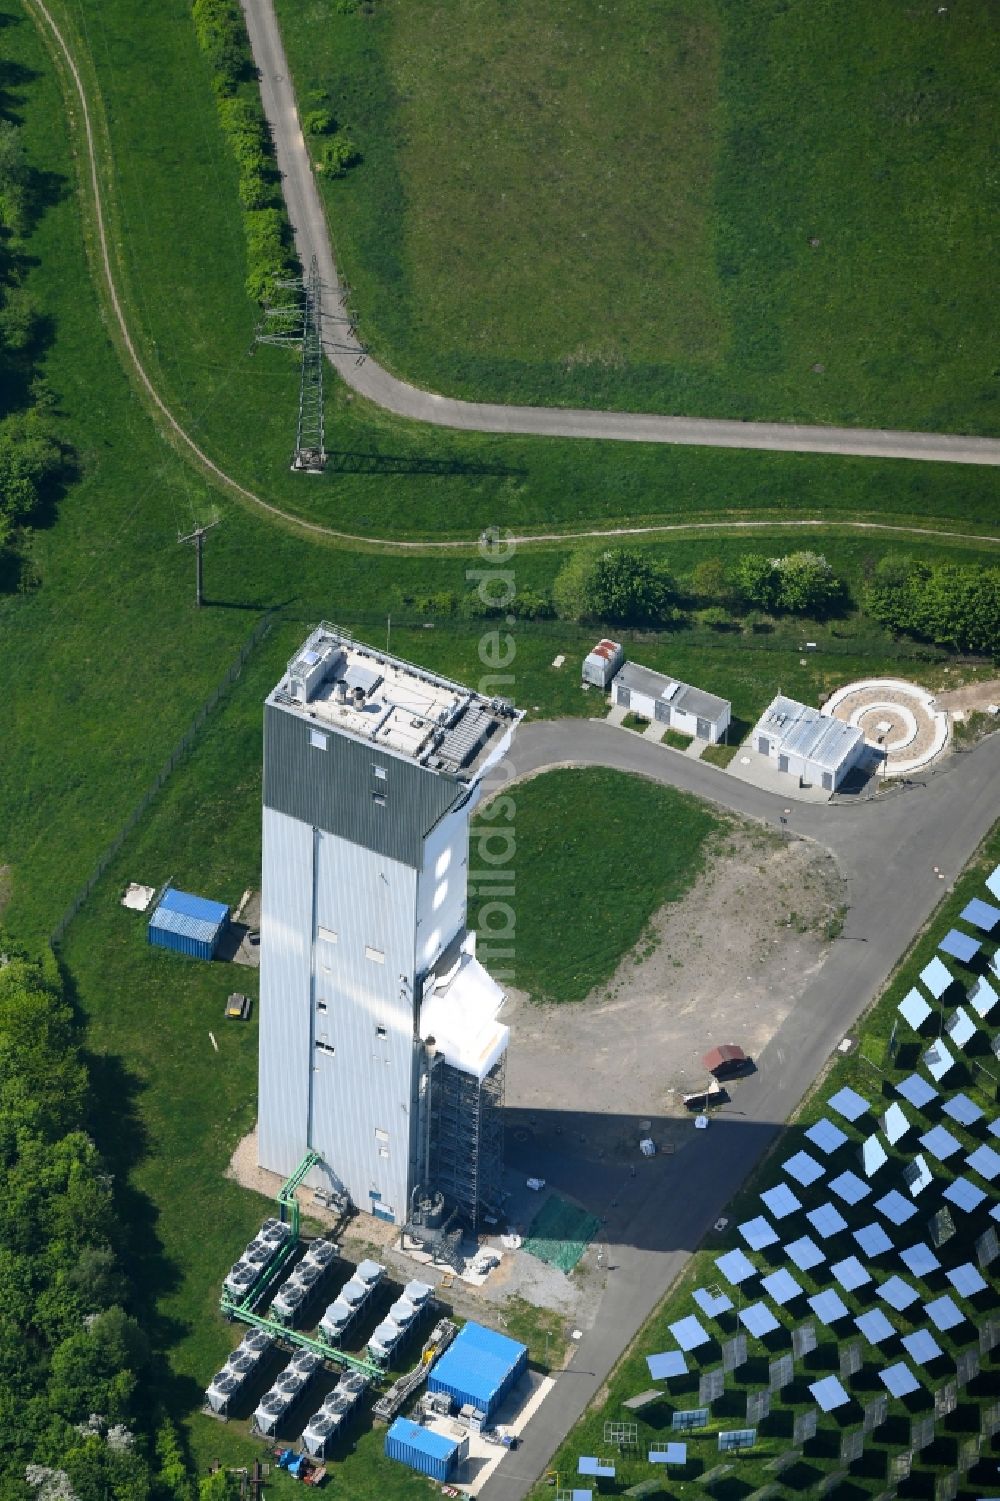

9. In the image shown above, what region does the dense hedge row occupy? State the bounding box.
[191,0,295,304]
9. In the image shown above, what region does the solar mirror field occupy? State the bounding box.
[534,841,1000,1497]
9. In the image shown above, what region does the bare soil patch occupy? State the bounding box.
[505,825,844,1123]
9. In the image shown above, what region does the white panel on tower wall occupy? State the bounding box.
[258,807,314,1180]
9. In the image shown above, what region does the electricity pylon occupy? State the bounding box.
[254,256,327,473]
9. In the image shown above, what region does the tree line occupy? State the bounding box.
[0,944,219,1501]
[0,120,68,585]
[191,0,296,304]
[392,545,999,658]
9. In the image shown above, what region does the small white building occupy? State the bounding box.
[752,694,866,791]
[612,662,731,743]
[582,638,624,688]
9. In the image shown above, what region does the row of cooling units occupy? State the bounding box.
[222,1220,433,1364]
[206,1338,371,1456]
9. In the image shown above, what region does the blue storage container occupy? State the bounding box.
[427,1321,528,1419]
[384,1418,464,1481]
[148,887,229,960]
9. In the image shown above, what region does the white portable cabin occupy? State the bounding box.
[582,638,624,689]
[612,661,731,743]
[752,695,866,791]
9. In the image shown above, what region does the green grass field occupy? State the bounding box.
[275,0,999,433]
[21,0,998,548]
[470,769,721,1003]
[532,821,1000,1499]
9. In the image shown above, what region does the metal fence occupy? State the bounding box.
[50,612,274,951]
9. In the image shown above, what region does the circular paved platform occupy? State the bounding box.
[823,679,949,776]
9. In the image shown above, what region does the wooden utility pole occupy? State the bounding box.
[177,517,220,607]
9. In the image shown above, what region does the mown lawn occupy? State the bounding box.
[532,821,1000,1498]
[276,0,998,434]
[470,769,721,1002]
[26,0,1000,545]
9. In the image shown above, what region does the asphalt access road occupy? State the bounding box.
[242,0,1000,467]
[477,724,998,1499]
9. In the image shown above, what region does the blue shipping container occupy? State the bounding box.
[148,887,229,960]
[384,1418,463,1481]
[427,1321,528,1419]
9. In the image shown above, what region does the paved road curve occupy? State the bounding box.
[243,0,1000,467]
[478,723,999,1498]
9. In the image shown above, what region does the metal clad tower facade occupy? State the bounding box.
[258,626,520,1226]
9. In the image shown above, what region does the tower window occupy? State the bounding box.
[317,1000,328,1014]
[372,765,387,780]
[375,1024,387,1038]
[365,945,385,965]
[310,729,328,751]
[315,1041,335,1056]
[318,926,337,945]
[372,792,386,807]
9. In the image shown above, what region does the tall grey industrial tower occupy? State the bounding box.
[258,625,521,1228]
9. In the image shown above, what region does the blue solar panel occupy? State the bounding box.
[942,1093,983,1127]
[808,1289,849,1326]
[961,897,1000,932]
[943,1177,986,1213]
[669,1316,710,1352]
[945,1006,977,1049]
[693,1286,733,1318]
[899,987,932,1029]
[896,1074,938,1109]
[923,1039,956,1081]
[761,1268,803,1306]
[805,1118,848,1155]
[946,1262,987,1297]
[965,1144,1000,1182]
[785,1236,825,1272]
[860,1135,888,1177]
[854,1222,893,1258]
[649,1443,687,1465]
[855,1308,894,1345]
[739,1302,781,1338]
[904,1155,934,1196]
[986,864,1000,901]
[784,1151,824,1186]
[715,1248,756,1285]
[830,1170,871,1206]
[874,1188,918,1224]
[739,1216,779,1251]
[919,1124,962,1162]
[828,1087,869,1122]
[647,1351,688,1380]
[968,975,999,1020]
[760,1183,802,1220]
[920,956,954,999]
[925,1296,964,1332]
[882,1102,912,1145]
[880,1361,920,1397]
[879,1275,919,1311]
[939,929,980,964]
[807,1203,849,1239]
[810,1375,849,1412]
[831,1256,872,1292]
[900,1243,940,1278]
[901,1330,943,1366]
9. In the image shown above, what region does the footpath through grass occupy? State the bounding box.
[470,768,721,1003]
[532,822,1000,1498]
[276,0,998,434]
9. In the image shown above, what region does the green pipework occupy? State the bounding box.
[219,1297,382,1379]
[240,1235,299,1312]
[277,1150,320,1238]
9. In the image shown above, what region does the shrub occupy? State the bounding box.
[554,546,673,625]
[319,134,362,178]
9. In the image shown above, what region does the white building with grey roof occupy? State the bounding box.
[612,661,731,743]
[752,694,865,791]
[258,624,521,1228]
